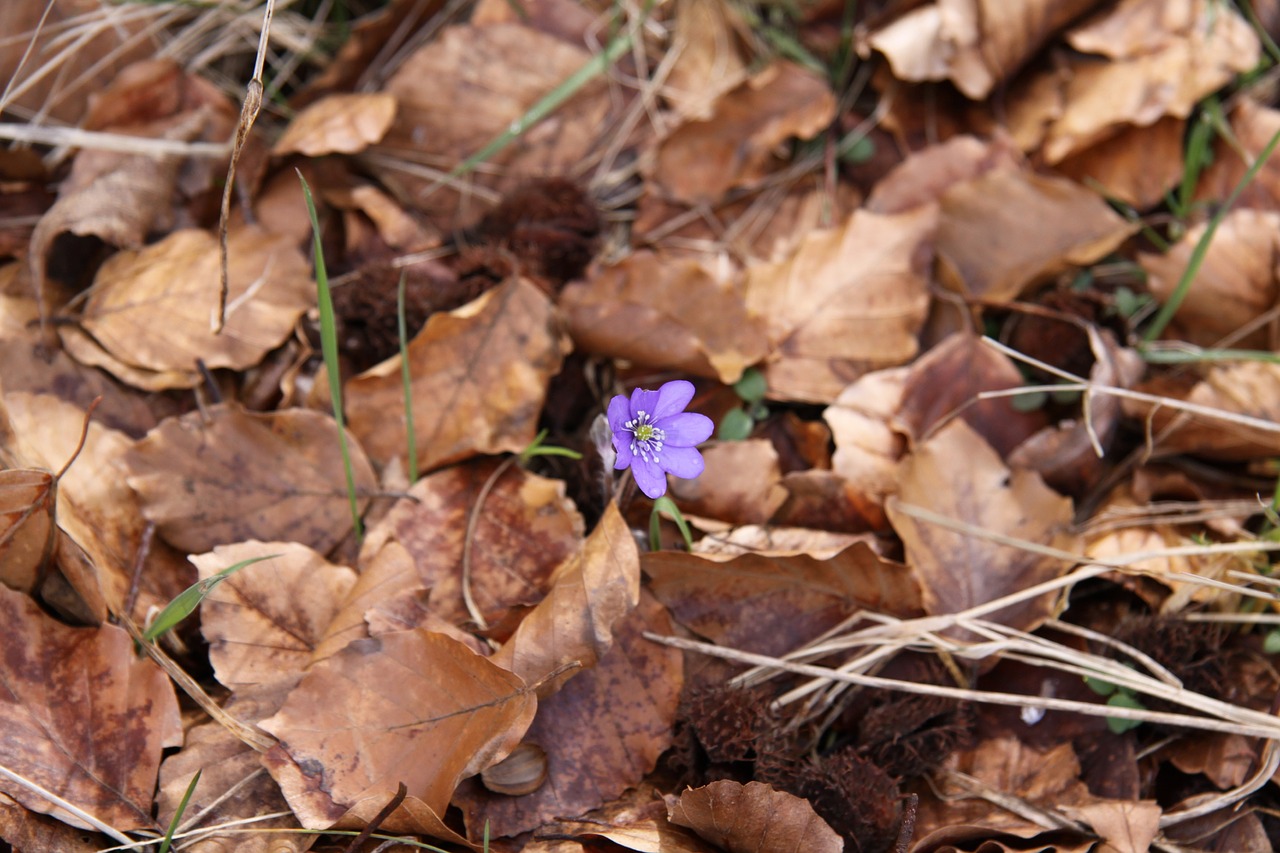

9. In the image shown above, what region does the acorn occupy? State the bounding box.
[480,743,548,796]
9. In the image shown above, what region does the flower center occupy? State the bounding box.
[625,411,665,463]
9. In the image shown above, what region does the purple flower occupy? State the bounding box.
[607,380,714,499]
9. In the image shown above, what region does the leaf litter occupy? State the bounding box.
[5,0,1280,851]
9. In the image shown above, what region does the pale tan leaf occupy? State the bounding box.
[662,0,750,121]
[191,541,357,689]
[561,252,769,384]
[346,278,570,473]
[123,404,376,554]
[823,366,910,531]
[0,469,55,594]
[669,780,842,853]
[745,205,936,402]
[886,420,1077,633]
[75,226,313,383]
[1056,116,1187,209]
[0,585,181,832]
[273,92,397,156]
[260,629,536,832]
[491,502,640,690]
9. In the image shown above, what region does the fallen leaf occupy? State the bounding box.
[260,629,535,833]
[865,134,1023,215]
[1056,116,1187,209]
[0,469,55,594]
[661,0,750,121]
[1195,99,1280,209]
[191,541,357,690]
[823,366,910,530]
[0,795,103,853]
[356,459,584,630]
[669,780,842,853]
[745,204,936,402]
[667,439,788,525]
[492,501,640,690]
[886,419,1077,633]
[561,251,769,384]
[74,226,313,387]
[313,539,421,663]
[346,277,570,474]
[457,593,682,838]
[123,403,377,555]
[273,92,398,156]
[652,61,836,204]
[645,540,921,656]
[0,585,181,832]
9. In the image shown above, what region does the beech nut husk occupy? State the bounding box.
[481,743,548,796]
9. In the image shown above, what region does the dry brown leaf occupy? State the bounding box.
[865,134,1023,215]
[895,332,1049,456]
[491,501,640,690]
[155,682,304,853]
[1060,800,1161,853]
[667,439,787,525]
[260,628,535,834]
[1007,0,1258,162]
[313,539,420,663]
[457,593,682,838]
[192,541,357,690]
[1056,116,1187,209]
[823,366,909,530]
[745,204,936,402]
[376,22,610,220]
[662,0,751,120]
[0,585,181,832]
[123,404,376,555]
[692,525,876,559]
[0,469,55,594]
[346,277,569,473]
[561,252,769,384]
[1124,362,1280,460]
[546,785,722,853]
[0,794,103,853]
[357,460,583,629]
[273,92,397,156]
[73,226,313,387]
[1139,209,1280,349]
[645,540,921,656]
[1164,732,1254,790]
[936,169,1132,302]
[652,61,835,204]
[865,0,1100,99]
[669,780,842,853]
[886,419,1077,633]
[1195,99,1280,209]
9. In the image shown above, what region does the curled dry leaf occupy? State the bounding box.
[0,468,55,594]
[346,278,570,474]
[0,585,181,832]
[191,541,357,690]
[1140,209,1280,349]
[123,403,377,555]
[561,251,769,385]
[260,629,536,834]
[356,459,584,629]
[652,60,836,204]
[1007,0,1259,163]
[458,593,682,838]
[745,205,936,403]
[272,92,398,156]
[824,366,910,530]
[669,780,843,853]
[491,502,640,691]
[72,226,313,389]
[661,0,750,121]
[886,420,1078,634]
[936,169,1132,302]
[645,540,921,657]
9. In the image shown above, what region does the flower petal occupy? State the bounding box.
[655,411,713,446]
[607,394,631,434]
[657,445,705,480]
[629,386,661,420]
[631,455,667,499]
[613,434,633,470]
[652,380,696,421]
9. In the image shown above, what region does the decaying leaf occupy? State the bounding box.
[260,629,535,834]
[887,420,1077,633]
[662,0,750,121]
[346,277,570,473]
[0,585,181,832]
[667,439,788,525]
[561,251,769,384]
[123,404,376,555]
[670,780,842,853]
[745,205,936,402]
[0,469,55,594]
[273,92,398,156]
[192,541,357,689]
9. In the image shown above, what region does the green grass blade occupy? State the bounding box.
[397,272,419,484]
[298,171,364,540]
[144,555,278,642]
[157,769,200,853]
[1143,124,1280,343]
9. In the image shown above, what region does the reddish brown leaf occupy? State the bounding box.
[669,780,842,853]
[668,439,788,525]
[0,585,181,832]
[273,92,398,156]
[0,469,55,594]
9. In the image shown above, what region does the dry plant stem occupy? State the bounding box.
[461,456,519,631]
[215,0,275,335]
[0,762,132,845]
[1160,739,1279,828]
[176,767,268,835]
[0,124,230,156]
[935,769,1083,832]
